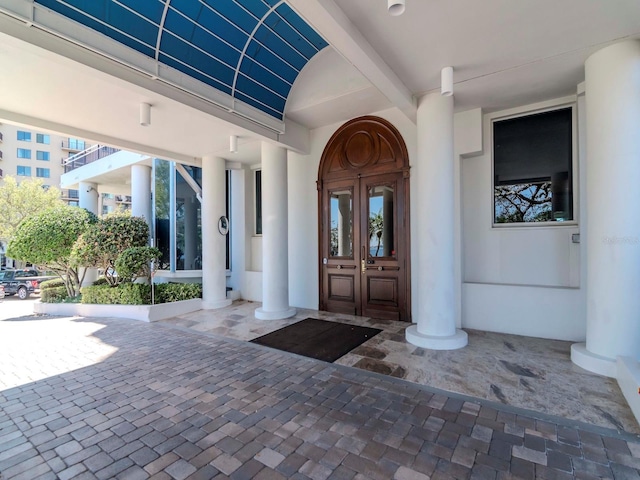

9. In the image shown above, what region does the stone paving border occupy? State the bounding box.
[0,316,639,480]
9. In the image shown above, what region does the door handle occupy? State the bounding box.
[361,245,366,274]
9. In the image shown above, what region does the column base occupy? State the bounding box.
[406,325,468,350]
[255,307,296,320]
[202,298,232,310]
[570,343,616,378]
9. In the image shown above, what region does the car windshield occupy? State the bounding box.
[0,272,6,280]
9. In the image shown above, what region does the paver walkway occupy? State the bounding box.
[1,315,639,479]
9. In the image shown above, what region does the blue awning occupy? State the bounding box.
[34,0,328,121]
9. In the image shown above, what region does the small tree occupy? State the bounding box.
[115,246,162,284]
[71,211,149,286]
[0,176,64,247]
[7,206,97,297]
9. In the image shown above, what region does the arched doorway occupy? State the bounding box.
[318,116,411,321]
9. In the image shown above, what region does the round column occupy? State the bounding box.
[406,92,468,350]
[255,142,296,320]
[79,181,99,286]
[571,40,640,377]
[131,164,152,225]
[201,155,232,310]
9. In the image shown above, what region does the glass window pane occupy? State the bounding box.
[329,189,352,257]
[493,108,573,223]
[154,159,171,270]
[255,170,262,235]
[368,185,394,258]
[176,167,202,270]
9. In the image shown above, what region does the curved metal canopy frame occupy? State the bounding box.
[31,0,327,122]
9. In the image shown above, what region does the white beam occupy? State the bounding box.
[287,0,416,123]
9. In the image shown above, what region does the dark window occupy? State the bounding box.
[255,170,262,235]
[493,107,573,223]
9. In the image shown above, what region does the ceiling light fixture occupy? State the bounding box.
[140,102,151,126]
[230,135,238,153]
[388,0,405,16]
[441,67,453,96]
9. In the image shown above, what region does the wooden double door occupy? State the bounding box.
[318,116,411,321]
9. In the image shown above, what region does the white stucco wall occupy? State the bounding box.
[459,97,586,341]
[261,97,587,342]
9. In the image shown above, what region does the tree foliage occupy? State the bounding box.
[6,206,97,297]
[70,211,149,286]
[114,246,162,284]
[0,176,64,245]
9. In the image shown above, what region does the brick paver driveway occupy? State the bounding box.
[1,315,639,480]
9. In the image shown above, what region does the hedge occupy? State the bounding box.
[80,282,202,305]
[40,278,68,303]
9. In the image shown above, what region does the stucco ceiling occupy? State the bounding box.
[0,0,638,167]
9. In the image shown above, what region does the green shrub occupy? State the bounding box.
[40,278,66,290]
[92,277,109,286]
[81,283,151,305]
[80,282,201,305]
[154,283,202,303]
[41,286,68,303]
[115,246,162,283]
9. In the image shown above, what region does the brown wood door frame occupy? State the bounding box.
[318,116,411,321]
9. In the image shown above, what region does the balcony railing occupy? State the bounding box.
[61,139,90,151]
[63,144,121,173]
[61,189,79,199]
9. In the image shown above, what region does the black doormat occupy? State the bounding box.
[250,318,382,363]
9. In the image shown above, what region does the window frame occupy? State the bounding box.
[17,148,31,159]
[490,100,578,228]
[36,133,50,144]
[17,131,31,142]
[16,165,31,176]
[36,167,50,178]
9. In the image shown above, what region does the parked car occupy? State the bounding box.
[0,269,37,299]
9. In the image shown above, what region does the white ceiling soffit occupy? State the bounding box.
[286,0,417,123]
[0,0,293,135]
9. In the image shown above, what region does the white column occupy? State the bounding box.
[571,40,640,377]
[79,181,99,286]
[79,181,98,214]
[406,92,468,350]
[201,156,232,310]
[131,164,152,225]
[255,142,296,320]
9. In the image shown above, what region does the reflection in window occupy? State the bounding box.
[176,166,202,271]
[493,108,573,223]
[369,185,394,257]
[329,189,352,257]
[153,160,229,272]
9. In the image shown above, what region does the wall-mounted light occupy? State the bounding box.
[140,102,151,126]
[388,0,405,16]
[441,67,453,96]
[230,135,238,153]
